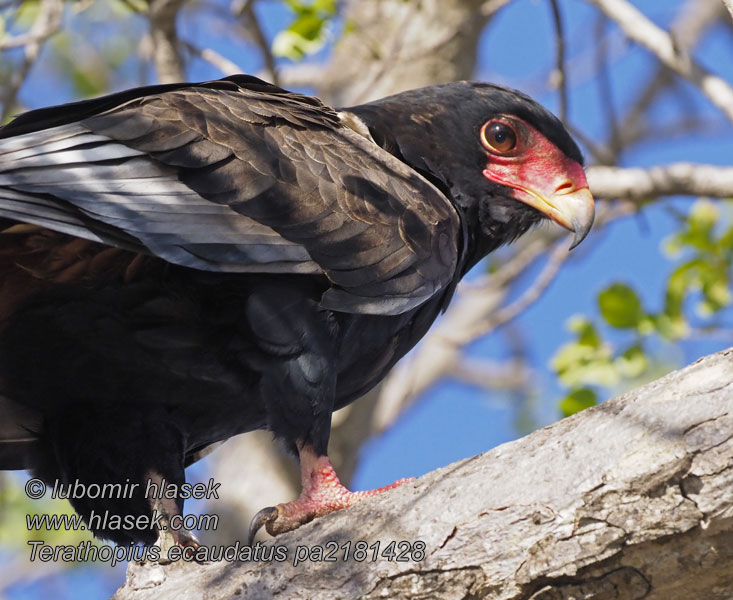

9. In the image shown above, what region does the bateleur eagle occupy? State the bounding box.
[0,75,593,546]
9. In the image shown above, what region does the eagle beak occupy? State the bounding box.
[537,184,595,250]
[486,165,595,250]
[496,179,595,249]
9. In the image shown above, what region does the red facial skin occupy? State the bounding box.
[480,117,594,245]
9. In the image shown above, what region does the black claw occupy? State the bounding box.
[248,506,279,546]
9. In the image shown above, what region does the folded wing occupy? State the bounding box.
[0,76,460,315]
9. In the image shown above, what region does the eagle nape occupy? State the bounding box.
[0,75,593,550]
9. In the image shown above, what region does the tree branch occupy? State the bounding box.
[603,0,725,161]
[233,0,279,86]
[722,0,733,21]
[587,162,733,200]
[594,15,620,157]
[0,2,62,50]
[318,0,492,106]
[468,240,570,341]
[0,0,63,121]
[147,0,185,83]
[548,0,568,123]
[114,347,733,600]
[182,41,243,76]
[586,0,733,123]
[375,234,565,429]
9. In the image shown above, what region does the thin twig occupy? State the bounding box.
[548,0,568,123]
[452,357,533,392]
[0,0,62,50]
[576,0,724,166]
[466,240,571,342]
[686,328,733,342]
[594,14,620,158]
[183,41,243,76]
[566,123,617,165]
[480,0,514,17]
[586,0,733,123]
[722,0,733,21]
[147,0,185,83]
[233,0,279,86]
[465,233,563,291]
[271,64,324,90]
[619,0,724,150]
[344,5,417,105]
[0,0,63,121]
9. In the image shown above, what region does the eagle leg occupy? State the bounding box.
[147,471,201,563]
[153,522,200,564]
[248,445,411,544]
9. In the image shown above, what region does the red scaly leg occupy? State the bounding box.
[248,445,412,543]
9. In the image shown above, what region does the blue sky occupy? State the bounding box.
[357,0,733,488]
[5,0,733,597]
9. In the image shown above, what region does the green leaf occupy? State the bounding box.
[551,338,617,387]
[16,0,40,27]
[664,262,692,319]
[615,343,648,378]
[689,199,718,228]
[313,0,337,13]
[287,13,325,40]
[273,29,326,60]
[598,283,644,329]
[111,0,147,15]
[560,388,597,417]
[567,316,601,347]
[716,225,733,257]
[700,269,731,312]
[650,313,689,340]
[273,0,339,60]
[674,199,716,253]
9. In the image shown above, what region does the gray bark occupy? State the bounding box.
[148,0,185,84]
[318,0,490,106]
[114,347,733,600]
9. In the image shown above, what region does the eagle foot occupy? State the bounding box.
[152,523,201,564]
[247,452,412,544]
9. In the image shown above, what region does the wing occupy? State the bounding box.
[0,75,460,315]
[0,395,41,469]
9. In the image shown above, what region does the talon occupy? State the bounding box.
[176,529,200,549]
[249,448,414,541]
[248,505,280,545]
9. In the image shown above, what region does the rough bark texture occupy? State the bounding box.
[147,0,185,84]
[114,347,733,600]
[318,0,490,106]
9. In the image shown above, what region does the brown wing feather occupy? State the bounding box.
[0,222,160,324]
[82,84,460,314]
[0,76,460,316]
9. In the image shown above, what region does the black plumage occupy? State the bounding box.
[0,75,593,545]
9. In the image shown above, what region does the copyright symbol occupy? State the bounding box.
[25,478,46,499]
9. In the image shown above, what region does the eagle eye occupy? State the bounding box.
[480,120,517,154]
